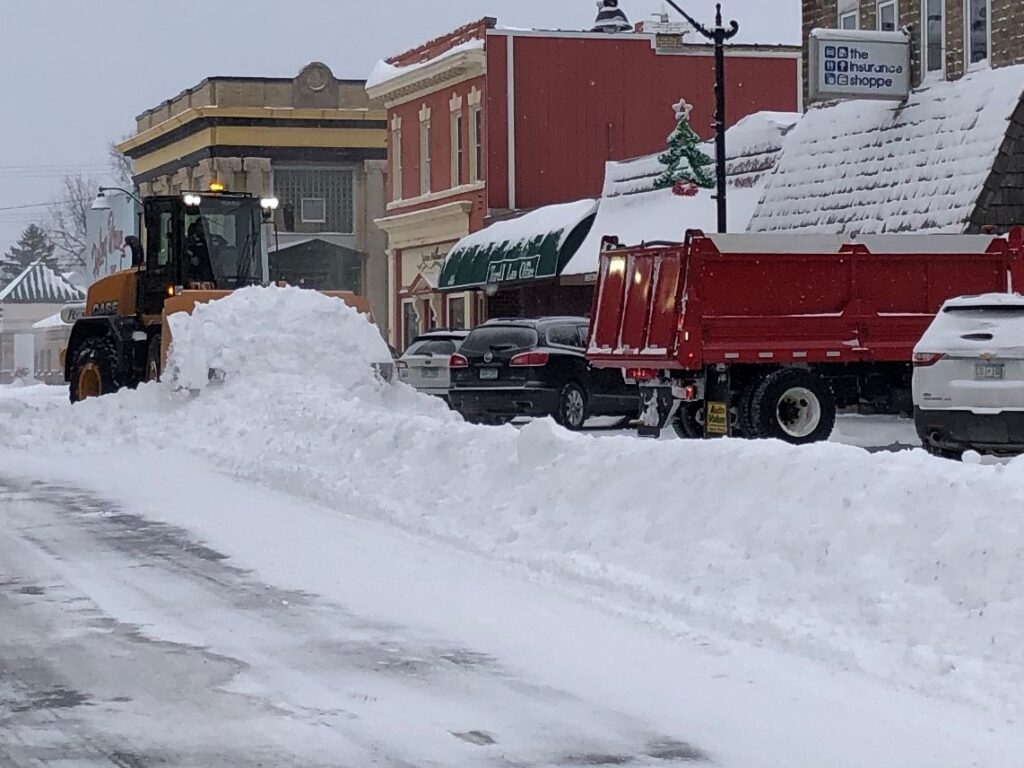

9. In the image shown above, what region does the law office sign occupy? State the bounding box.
[809,28,911,102]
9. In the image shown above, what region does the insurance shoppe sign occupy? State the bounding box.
[809,29,911,102]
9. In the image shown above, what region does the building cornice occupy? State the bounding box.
[386,181,485,212]
[365,49,487,109]
[117,106,386,156]
[374,200,473,250]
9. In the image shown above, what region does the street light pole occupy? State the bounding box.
[661,1,739,233]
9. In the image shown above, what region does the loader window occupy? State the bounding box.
[157,212,172,267]
[183,197,262,288]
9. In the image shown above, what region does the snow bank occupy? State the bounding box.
[4,286,1024,716]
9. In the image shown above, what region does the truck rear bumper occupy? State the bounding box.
[915,407,1024,453]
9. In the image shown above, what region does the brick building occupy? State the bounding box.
[368,18,801,349]
[804,0,1024,93]
[117,63,390,333]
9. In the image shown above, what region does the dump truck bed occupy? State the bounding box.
[587,229,1024,372]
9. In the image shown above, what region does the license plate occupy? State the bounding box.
[422,368,439,379]
[975,363,1004,380]
[479,368,499,380]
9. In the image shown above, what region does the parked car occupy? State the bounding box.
[913,293,1024,458]
[448,317,638,429]
[397,330,469,400]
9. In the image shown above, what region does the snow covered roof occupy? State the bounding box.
[0,261,86,305]
[32,312,68,330]
[440,199,598,289]
[564,111,800,276]
[749,65,1024,235]
[367,39,485,91]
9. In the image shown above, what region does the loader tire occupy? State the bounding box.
[750,368,836,445]
[69,337,123,403]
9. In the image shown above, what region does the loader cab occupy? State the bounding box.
[139,191,266,316]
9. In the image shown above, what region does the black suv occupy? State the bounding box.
[449,317,638,429]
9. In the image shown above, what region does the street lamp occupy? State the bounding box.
[90,186,143,210]
[662,1,739,234]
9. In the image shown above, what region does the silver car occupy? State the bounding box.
[397,331,469,400]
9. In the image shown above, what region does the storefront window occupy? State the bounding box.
[447,296,467,330]
[402,301,420,350]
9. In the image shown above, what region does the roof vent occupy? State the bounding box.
[592,0,632,33]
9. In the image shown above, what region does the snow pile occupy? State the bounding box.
[165,286,391,392]
[4,287,1024,716]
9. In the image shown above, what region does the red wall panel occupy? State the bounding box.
[490,34,800,211]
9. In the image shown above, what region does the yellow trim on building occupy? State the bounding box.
[129,126,387,176]
[116,106,387,155]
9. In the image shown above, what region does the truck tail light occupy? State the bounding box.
[626,368,659,381]
[510,351,550,367]
[450,353,469,368]
[912,352,945,367]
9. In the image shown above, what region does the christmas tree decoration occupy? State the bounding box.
[592,0,632,33]
[653,98,715,194]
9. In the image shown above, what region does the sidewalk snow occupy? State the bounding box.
[1,285,1022,718]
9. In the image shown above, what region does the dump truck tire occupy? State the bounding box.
[69,337,122,404]
[750,368,836,445]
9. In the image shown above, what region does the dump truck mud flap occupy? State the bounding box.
[638,383,675,438]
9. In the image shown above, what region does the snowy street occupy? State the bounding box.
[2,289,1024,767]
[3,455,1024,768]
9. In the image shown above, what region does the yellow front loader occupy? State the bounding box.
[65,188,369,402]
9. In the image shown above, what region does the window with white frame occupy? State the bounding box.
[965,0,991,68]
[450,93,464,189]
[468,86,483,184]
[419,104,432,196]
[300,197,326,223]
[923,0,944,74]
[391,116,402,201]
[876,0,897,31]
[838,0,859,29]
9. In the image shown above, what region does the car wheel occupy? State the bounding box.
[69,337,122,404]
[672,402,704,439]
[749,368,836,445]
[556,382,589,430]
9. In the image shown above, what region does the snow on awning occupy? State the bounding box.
[439,200,598,291]
[0,261,86,305]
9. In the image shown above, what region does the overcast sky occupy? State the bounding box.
[0,0,800,256]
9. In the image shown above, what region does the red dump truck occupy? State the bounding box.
[586,228,1024,443]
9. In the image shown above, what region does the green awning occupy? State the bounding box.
[439,199,598,291]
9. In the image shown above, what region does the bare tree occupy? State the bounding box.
[47,174,97,272]
[108,140,134,189]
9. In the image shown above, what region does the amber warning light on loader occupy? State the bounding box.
[208,182,226,192]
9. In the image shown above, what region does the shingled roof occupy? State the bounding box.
[563,111,800,276]
[749,65,1024,235]
[0,261,85,305]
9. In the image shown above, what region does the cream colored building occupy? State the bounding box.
[117,62,391,333]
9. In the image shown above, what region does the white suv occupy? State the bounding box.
[913,293,1024,458]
